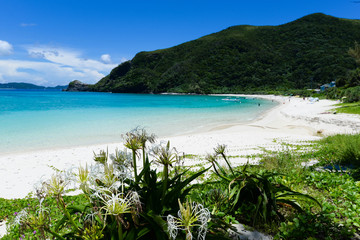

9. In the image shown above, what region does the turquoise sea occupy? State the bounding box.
[0,90,277,154]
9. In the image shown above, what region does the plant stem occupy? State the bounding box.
[118,222,123,240]
[186,228,192,240]
[57,196,80,233]
[222,153,234,175]
[142,148,146,169]
[132,150,138,181]
[211,162,221,176]
[161,164,169,204]
[45,228,66,240]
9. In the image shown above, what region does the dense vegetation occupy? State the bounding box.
[81,13,360,94]
[2,130,360,239]
[325,41,360,105]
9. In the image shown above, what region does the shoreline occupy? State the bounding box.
[0,93,273,156]
[1,95,360,199]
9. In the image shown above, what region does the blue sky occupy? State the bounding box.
[0,0,359,86]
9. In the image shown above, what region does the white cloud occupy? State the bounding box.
[20,23,37,27]
[27,46,117,71]
[101,54,112,63]
[0,40,13,56]
[0,59,106,86]
[0,45,126,86]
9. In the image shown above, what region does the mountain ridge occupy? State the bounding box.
[69,13,360,93]
[0,82,68,90]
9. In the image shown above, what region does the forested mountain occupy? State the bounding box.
[80,13,360,93]
[0,82,68,90]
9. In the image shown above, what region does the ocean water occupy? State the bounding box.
[0,90,277,154]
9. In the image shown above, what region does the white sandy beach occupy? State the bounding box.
[1,95,360,200]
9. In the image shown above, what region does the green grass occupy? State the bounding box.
[334,102,360,115]
[0,195,86,222]
[317,133,360,166]
[0,195,88,239]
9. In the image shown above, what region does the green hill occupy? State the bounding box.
[0,82,68,90]
[0,82,45,89]
[89,13,360,94]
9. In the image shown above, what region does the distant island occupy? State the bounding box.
[0,82,68,90]
[67,13,360,94]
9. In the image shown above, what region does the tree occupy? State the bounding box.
[348,41,360,66]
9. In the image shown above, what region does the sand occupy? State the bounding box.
[1,95,360,200]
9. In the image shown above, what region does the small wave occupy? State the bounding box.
[222,98,241,103]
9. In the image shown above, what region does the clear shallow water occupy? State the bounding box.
[0,90,277,154]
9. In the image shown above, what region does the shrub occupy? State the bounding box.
[200,145,321,230]
[343,86,360,103]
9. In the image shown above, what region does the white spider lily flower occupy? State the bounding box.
[84,210,101,224]
[28,205,50,229]
[103,193,131,216]
[88,162,123,193]
[110,149,132,169]
[167,214,179,240]
[90,185,113,200]
[100,191,142,216]
[68,164,89,192]
[13,209,28,226]
[63,166,78,182]
[150,141,178,167]
[72,164,99,194]
[88,164,103,183]
[44,172,70,196]
[33,176,47,200]
[167,199,211,240]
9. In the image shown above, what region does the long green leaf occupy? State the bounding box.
[277,198,304,212]
[276,192,321,208]
[166,167,209,198]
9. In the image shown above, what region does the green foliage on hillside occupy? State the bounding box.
[348,41,360,65]
[326,86,360,103]
[92,13,360,94]
[323,41,360,104]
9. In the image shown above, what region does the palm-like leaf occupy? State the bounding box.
[208,146,321,226]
